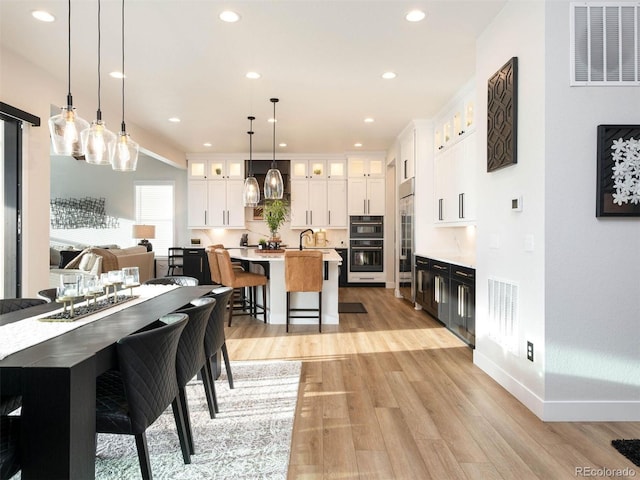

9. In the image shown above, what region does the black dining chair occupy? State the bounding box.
[173,297,216,456]
[0,298,46,314]
[144,276,199,286]
[95,313,190,479]
[0,416,20,480]
[200,287,235,418]
[37,288,57,303]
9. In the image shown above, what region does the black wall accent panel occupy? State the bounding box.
[487,57,518,172]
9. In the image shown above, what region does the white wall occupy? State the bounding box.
[474,0,640,421]
[473,1,547,415]
[543,1,640,420]
[50,153,188,252]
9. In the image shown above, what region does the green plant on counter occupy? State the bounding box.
[263,199,289,238]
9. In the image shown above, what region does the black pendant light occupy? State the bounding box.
[243,116,260,207]
[81,0,116,165]
[48,0,89,157]
[264,98,284,199]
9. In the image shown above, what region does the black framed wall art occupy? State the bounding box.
[487,57,518,172]
[596,124,640,217]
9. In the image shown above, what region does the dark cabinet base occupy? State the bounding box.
[182,248,212,285]
[415,256,475,347]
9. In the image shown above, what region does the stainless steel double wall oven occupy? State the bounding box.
[348,215,384,283]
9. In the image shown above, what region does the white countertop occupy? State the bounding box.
[414,252,476,269]
[227,248,343,263]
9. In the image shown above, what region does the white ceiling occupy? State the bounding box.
[0,0,505,156]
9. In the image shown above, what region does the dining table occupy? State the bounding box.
[0,284,214,480]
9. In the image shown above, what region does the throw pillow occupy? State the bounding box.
[78,253,97,272]
[89,255,103,276]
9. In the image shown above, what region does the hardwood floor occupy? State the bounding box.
[225,287,640,479]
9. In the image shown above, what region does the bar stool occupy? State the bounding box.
[167,247,184,276]
[206,244,247,312]
[284,250,324,333]
[215,248,267,326]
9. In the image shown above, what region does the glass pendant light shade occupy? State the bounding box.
[81,0,115,166]
[264,98,284,200]
[110,129,139,171]
[264,168,284,199]
[243,115,260,207]
[49,103,89,157]
[243,176,260,207]
[49,1,88,157]
[81,119,116,165]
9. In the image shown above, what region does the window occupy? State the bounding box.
[135,182,174,258]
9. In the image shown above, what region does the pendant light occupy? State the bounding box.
[243,116,260,207]
[81,0,115,165]
[48,0,89,157]
[264,98,284,200]
[110,0,139,171]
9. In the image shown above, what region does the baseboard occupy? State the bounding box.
[473,350,545,419]
[474,351,640,421]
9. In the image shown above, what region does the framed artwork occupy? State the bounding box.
[487,57,518,172]
[596,125,640,217]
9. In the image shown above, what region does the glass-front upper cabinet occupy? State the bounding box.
[188,158,244,180]
[291,159,326,179]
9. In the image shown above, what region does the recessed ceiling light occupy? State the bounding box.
[382,71,397,80]
[219,10,240,23]
[203,142,212,147]
[32,10,55,22]
[364,117,375,123]
[168,117,181,123]
[279,143,287,147]
[354,143,363,148]
[405,10,426,22]
[246,71,261,79]
[110,71,125,79]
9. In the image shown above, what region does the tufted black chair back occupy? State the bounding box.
[144,276,199,287]
[199,287,235,418]
[0,298,46,315]
[95,313,190,477]
[0,416,20,480]
[37,288,57,303]
[172,297,216,456]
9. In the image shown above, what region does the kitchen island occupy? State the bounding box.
[226,248,342,326]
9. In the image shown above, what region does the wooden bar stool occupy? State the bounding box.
[215,248,268,326]
[284,250,323,333]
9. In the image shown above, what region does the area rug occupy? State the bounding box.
[612,439,640,467]
[338,302,367,313]
[95,360,301,479]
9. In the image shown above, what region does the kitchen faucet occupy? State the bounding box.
[299,229,314,250]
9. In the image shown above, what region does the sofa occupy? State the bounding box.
[49,246,155,287]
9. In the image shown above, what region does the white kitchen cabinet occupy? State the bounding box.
[348,177,385,215]
[187,179,246,228]
[433,87,476,154]
[327,158,347,179]
[208,179,245,227]
[400,129,416,181]
[188,158,244,180]
[327,180,347,227]
[291,159,326,180]
[434,132,476,224]
[290,180,328,227]
[187,180,208,227]
[347,157,384,178]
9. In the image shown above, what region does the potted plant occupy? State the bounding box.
[263,199,288,246]
[258,238,267,250]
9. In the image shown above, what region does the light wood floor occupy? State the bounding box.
[225,287,640,480]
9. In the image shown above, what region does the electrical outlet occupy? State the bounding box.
[527,341,534,362]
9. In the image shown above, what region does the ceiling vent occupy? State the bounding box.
[571,2,640,85]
